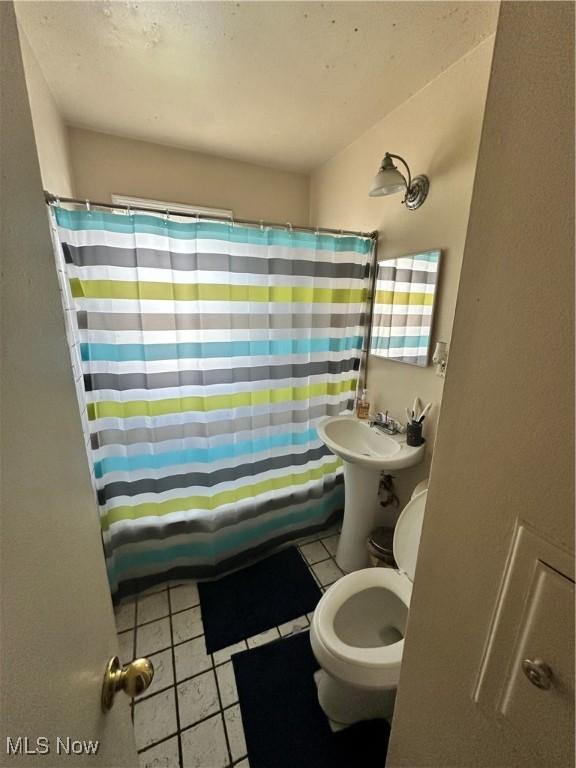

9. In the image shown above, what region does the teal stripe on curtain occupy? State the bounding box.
[53,207,372,597]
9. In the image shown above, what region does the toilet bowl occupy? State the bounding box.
[310,488,427,726]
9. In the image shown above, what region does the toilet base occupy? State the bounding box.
[313,669,396,727]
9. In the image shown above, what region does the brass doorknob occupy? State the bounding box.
[101,656,154,712]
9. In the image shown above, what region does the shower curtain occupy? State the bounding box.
[52,207,373,598]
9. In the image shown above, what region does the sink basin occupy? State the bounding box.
[317,415,425,572]
[317,415,423,470]
[318,416,400,467]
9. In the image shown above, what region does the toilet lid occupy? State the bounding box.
[393,489,427,581]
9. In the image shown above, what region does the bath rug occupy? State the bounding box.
[198,547,322,653]
[232,630,390,768]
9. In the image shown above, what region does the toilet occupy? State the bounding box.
[310,488,427,727]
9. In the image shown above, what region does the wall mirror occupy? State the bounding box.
[370,249,441,367]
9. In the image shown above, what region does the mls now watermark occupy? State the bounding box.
[6,737,100,756]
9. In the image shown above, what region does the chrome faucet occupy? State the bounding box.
[369,410,401,435]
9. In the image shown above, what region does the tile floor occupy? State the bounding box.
[115,523,344,768]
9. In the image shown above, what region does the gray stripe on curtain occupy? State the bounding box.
[373,314,432,328]
[91,401,349,449]
[85,357,359,392]
[77,311,367,331]
[64,244,367,279]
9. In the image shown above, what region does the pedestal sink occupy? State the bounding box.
[317,415,425,572]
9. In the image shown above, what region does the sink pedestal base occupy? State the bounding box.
[335,463,382,572]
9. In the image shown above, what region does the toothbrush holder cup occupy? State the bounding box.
[406,421,425,447]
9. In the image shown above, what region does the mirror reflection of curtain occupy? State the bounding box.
[52,207,372,598]
[371,250,441,367]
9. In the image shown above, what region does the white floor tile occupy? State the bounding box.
[138,736,179,768]
[137,617,171,657]
[235,760,250,768]
[175,635,212,682]
[215,661,238,708]
[177,670,219,729]
[295,532,321,545]
[246,627,279,649]
[312,559,343,587]
[223,704,247,763]
[136,648,174,700]
[321,534,339,557]
[278,615,309,637]
[133,688,177,751]
[114,600,136,633]
[299,540,329,565]
[117,630,134,662]
[138,591,170,625]
[172,605,203,644]
[137,584,169,598]
[180,714,229,768]
[212,640,247,666]
[170,582,200,613]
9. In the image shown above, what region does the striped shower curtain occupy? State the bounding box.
[52,208,372,598]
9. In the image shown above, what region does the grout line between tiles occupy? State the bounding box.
[136,729,179,755]
[166,588,184,768]
[130,598,139,724]
[212,654,234,766]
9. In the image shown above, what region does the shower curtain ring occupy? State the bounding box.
[260,220,264,231]
[85,199,91,213]
[286,222,293,232]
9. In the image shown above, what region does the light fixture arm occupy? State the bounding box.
[387,153,412,196]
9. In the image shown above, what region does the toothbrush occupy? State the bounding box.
[418,402,432,423]
[412,397,420,421]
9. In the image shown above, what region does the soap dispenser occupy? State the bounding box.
[356,388,370,420]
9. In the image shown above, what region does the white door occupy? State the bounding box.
[0,3,139,764]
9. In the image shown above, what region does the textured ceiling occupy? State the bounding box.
[16,1,498,172]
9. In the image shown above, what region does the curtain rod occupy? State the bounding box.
[44,192,378,241]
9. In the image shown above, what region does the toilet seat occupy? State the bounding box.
[314,567,412,669]
[310,490,428,692]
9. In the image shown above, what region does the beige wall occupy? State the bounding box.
[17,26,74,197]
[69,127,310,225]
[387,2,574,765]
[310,37,494,506]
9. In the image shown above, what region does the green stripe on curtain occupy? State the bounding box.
[70,277,366,304]
[101,459,342,530]
[87,379,357,420]
[53,206,372,596]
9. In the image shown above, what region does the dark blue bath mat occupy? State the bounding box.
[199,547,322,653]
[232,630,390,768]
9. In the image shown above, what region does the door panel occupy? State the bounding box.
[0,4,138,764]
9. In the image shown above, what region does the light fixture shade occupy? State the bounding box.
[369,167,407,197]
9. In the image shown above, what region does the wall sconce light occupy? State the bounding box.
[369,152,429,210]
